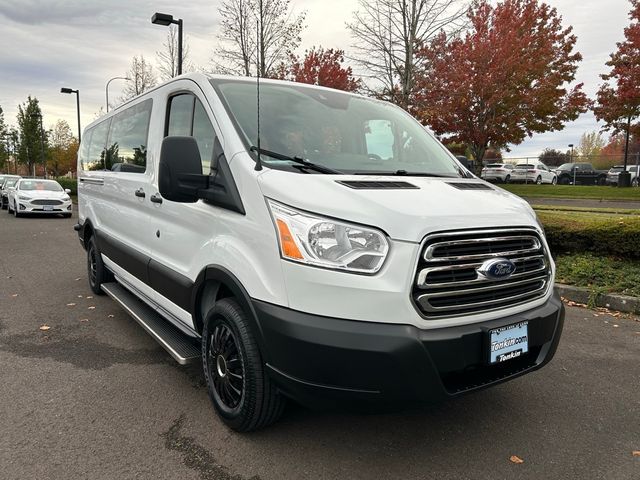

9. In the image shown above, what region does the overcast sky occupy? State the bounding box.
[0,0,633,158]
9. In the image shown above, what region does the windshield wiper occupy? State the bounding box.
[249,146,342,175]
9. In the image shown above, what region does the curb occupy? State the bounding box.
[555,283,640,314]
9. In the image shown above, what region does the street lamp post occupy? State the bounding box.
[31,112,46,178]
[60,88,81,143]
[106,76,130,112]
[151,12,183,76]
[568,143,575,185]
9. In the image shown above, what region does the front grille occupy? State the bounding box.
[413,228,551,318]
[31,199,63,205]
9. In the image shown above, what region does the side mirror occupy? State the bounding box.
[158,136,207,203]
[64,188,71,194]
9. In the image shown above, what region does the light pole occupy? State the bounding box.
[151,12,183,76]
[60,87,81,143]
[106,76,129,112]
[30,112,46,178]
[568,143,575,185]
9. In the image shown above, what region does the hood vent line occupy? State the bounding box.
[336,180,419,190]
[447,182,493,190]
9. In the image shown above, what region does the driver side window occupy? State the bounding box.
[166,93,217,173]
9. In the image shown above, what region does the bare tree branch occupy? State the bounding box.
[212,0,306,77]
[347,0,469,109]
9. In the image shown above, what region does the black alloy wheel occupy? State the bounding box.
[207,323,245,410]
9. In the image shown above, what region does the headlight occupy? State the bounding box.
[18,195,31,200]
[62,195,70,201]
[267,199,389,274]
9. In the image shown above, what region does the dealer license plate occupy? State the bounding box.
[43,205,54,211]
[488,321,528,364]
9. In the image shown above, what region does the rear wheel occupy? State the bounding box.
[504,175,510,184]
[202,298,285,432]
[87,236,113,295]
[536,175,542,185]
[632,178,639,187]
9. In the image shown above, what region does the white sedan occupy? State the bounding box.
[509,163,557,184]
[7,179,73,218]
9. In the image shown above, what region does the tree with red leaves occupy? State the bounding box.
[413,0,589,163]
[594,0,640,169]
[275,47,361,92]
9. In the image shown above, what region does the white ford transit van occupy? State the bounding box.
[76,73,564,431]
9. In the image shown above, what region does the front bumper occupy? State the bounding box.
[255,292,564,408]
[15,200,72,214]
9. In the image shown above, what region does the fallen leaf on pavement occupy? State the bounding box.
[77,295,83,298]
[11,294,18,297]
[613,324,619,328]
[86,296,93,299]
[88,306,96,310]
[79,319,89,322]
[510,455,524,464]
[632,451,640,457]
[108,314,114,318]
[75,278,81,281]
[66,303,76,307]
[39,325,50,331]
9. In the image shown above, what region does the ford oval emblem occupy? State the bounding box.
[477,258,517,280]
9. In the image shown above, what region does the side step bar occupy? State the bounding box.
[101,282,201,365]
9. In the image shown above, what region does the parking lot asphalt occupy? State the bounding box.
[0,210,639,480]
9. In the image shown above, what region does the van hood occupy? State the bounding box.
[257,171,538,242]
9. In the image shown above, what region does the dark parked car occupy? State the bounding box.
[554,163,607,185]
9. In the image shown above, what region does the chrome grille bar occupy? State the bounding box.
[412,228,552,318]
[416,255,546,288]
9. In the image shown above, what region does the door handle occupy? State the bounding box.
[134,188,145,198]
[150,193,163,204]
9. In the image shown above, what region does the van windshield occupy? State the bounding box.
[211,78,462,177]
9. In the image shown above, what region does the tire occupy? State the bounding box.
[632,178,639,187]
[87,235,113,295]
[63,213,72,218]
[504,175,510,184]
[536,175,542,185]
[558,175,570,185]
[202,298,285,432]
[551,176,557,185]
[13,202,21,218]
[7,201,12,214]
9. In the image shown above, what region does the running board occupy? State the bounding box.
[101,282,201,365]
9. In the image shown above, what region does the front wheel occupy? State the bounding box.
[551,176,557,185]
[632,178,639,187]
[13,202,21,218]
[202,298,285,432]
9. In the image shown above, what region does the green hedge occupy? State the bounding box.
[538,211,640,259]
[55,177,78,195]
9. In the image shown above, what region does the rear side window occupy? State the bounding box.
[82,120,110,171]
[106,99,152,173]
[166,93,217,173]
